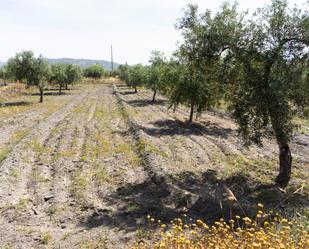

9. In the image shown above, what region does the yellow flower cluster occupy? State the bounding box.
[132,204,308,249]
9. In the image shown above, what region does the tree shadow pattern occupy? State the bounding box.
[79,170,308,233]
[124,99,168,107]
[135,119,234,139]
[0,101,32,107]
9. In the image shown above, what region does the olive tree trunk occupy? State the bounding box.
[59,84,62,94]
[151,89,157,103]
[188,102,194,123]
[134,86,137,93]
[39,87,44,103]
[269,106,293,187]
[275,143,292,187]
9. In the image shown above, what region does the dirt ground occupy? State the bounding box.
[0,80,308,248]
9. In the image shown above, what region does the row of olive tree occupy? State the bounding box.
[2,51,82,103]
[117,0,309,186]
[83,64,108,79]
[117,51,220,123]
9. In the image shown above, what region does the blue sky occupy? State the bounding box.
[0,0,306,64]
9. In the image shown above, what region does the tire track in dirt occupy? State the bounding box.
[0,87,101,247]
[0,87,93,212]
[38,88,103,224]
[0,88,86,165]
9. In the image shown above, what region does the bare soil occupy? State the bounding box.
[0,80,308,248]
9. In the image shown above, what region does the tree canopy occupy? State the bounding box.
[118,0,308,186]
[6,51,50,102]
[83,64,106,79]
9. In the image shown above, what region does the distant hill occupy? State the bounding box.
[46,58,120,70]
[0,58,121,70]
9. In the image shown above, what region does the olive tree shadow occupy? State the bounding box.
[116,84,129,88]
[29,91,72,96]
[136,119,234,138]
[78,169,308,233]
[0,101,32,107]
[124,99,168,107]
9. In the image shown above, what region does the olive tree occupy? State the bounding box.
[165,4,221,123]
[6,51,50,102]
[0,66,8,80]
[127,64,146,93]
[50,64,67,94]
[118,63,130,83]
[199,0,309,186]
[65,64,82,89]
[6,51,35,84]
[83,64,106,79]
[145,50,167,103]
[28,56,50,103]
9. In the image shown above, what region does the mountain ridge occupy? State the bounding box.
[46,58,120,70]
[0,58,121,70]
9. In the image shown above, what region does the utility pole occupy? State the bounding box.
[110,45,114,72]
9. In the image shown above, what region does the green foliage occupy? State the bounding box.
[184,0,309,184]
[127,64,146,93]
[6,51,50,102]
[0,66,8,80]
[136,0,308,185]
[6,50,35,83]
[144,50,167,102]
[65,64,82,86]
[83,64,106,79]
[118,63,130,83]
[50,64,67,93]
[160,5,221,123]
[29,56,50,102]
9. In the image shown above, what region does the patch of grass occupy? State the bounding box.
[95,134,112,156]
[79,237,109,249]
[70,169,92,202]
[46,205,58,216]
[0,129,29,164]
[62,231,73,240]
[126,202,142,213]
[56,150,75,159]
[114,142,131,154]
[8,168,21,180]
[16,225,35,234]
[31,170,49,183]
[94,165,109,186]
[28,140,50,154]
[15,197,29,211]
[40,232,52,245]
[129,154,142,168]
[0,147,11,163]
[1,245,12,249]
[136,138,167,158]
[214,153,276,183]
[114,141,141,167]
[135,228,151,240]
[11,129,27,141]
